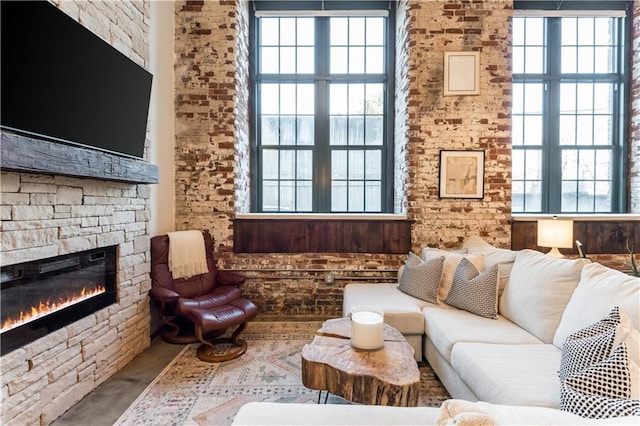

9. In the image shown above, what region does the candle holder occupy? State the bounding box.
[348,305,384,351]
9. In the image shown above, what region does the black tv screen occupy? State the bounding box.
[1,1,153,159]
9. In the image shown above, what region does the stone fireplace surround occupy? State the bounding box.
[0,170,153,425]
[1,0,155,423]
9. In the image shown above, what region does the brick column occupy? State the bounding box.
[399,0,513,249]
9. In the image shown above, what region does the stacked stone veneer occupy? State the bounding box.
[173,0,514,318]
[0,1,152,424]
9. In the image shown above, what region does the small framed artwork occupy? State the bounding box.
[443,51,480,96]
[439,150,485,199]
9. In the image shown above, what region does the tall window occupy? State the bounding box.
[251,3,394,213]
[512,8,629,213]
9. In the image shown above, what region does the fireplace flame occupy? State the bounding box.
[1,285,106,333]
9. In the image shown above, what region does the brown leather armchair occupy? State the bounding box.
[150,230,258,362]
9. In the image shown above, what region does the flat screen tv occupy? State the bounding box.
[1,1,153,159]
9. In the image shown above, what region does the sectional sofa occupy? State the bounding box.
[232,237,640,424]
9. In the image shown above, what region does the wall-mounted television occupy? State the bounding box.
[1,1,153,159]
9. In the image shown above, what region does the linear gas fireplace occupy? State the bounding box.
[1,246,117,355]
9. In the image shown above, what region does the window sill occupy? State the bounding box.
[235,213,408,221]
[511,214,639,222]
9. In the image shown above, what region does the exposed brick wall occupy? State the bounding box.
[402,0,512,249]
[174,0,247,248]
[631,1,640,213]
[0,1,152,424]
[394,0,411,215]
[234,1,252,214]
[173,1,408,319]
[172,0,514,319]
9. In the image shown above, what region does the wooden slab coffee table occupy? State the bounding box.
[301,317,420,407]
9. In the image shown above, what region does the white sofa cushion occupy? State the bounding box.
[462,235,517,299]
[343,283,430,334]
[553,262,640,348]
[232,402,441,425]
[451,342,562,408]
[422,247,484,301]
[231,400,640,425]
[499,249,590,344]
[423,304,542,362]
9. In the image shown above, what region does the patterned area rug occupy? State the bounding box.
[114,322,450,426]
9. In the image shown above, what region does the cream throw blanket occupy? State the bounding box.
[167,230,209,279]
[436,400,497,426]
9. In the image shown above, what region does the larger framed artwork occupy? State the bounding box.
[439,150,485,199]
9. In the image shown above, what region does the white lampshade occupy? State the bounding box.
[537,218,574,258]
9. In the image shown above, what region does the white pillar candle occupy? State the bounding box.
[350,310,384,351]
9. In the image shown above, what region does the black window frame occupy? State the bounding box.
[512,1,633,214]
[249,1,396,213]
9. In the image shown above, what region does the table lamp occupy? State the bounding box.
[537,217,574,258]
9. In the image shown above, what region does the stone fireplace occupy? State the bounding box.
[1,1,155,423]
[1,246,117,355]
[0,170,154,425]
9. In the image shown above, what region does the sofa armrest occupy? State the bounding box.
[150,286,179,302]
[216,270,246,287]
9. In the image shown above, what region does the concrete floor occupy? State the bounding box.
[52,337,185,426]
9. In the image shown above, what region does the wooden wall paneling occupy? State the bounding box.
[342,221,357,253]
[306,220,325,252]
[366,222,385,253]
[325,221,341,253]
[510,221,536,251]
[511,220,639,255]
[384,221,411,254]
[233,218,412,254]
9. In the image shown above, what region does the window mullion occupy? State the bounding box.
[383,12,395,212]
[314,17,331,212]
[613,15,627,212]
[546,17,562,213]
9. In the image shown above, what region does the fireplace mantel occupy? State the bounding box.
[1,130,159,184]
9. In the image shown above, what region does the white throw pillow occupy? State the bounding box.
[499,249,590,344]
[462,235,517,299]
[422,247,484,301]
[553,262,640,349]
[461,235,494,249]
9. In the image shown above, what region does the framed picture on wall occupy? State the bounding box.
[443,52,480,96]
[439,150,485,199]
